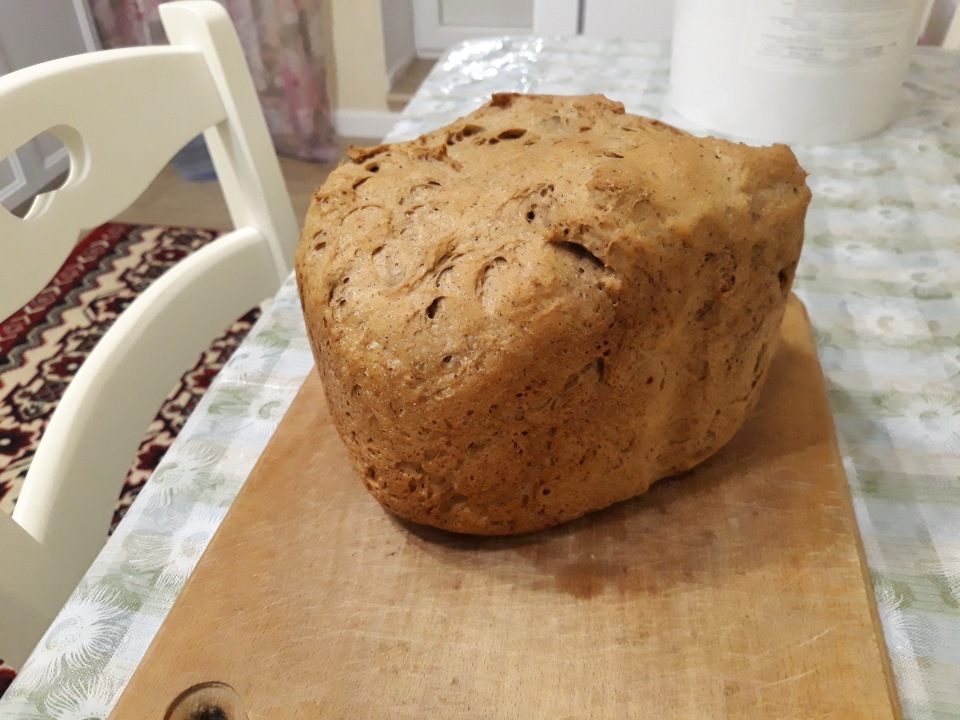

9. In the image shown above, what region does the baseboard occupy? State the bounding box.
[333,109,402,141]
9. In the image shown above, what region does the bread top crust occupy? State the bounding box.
[297,93,807,400]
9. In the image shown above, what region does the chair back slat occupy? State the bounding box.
[0,47,226,320]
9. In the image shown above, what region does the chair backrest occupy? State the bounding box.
[0,0,299,667]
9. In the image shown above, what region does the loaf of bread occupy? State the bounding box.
[296,93,810,535]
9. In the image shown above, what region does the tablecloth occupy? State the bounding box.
[1,36,958,719]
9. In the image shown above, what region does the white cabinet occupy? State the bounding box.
[0,0,100,212]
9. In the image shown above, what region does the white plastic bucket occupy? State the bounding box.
[668,0,929,144]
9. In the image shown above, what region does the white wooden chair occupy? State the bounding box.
[0,0,299,668]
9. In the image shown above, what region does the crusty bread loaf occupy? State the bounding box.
[296,93,810,535]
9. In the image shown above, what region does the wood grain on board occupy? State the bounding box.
[111,296,901,719]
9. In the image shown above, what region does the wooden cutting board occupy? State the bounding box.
[111,296,901,719]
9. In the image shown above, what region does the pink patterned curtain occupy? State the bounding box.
[89,0,338,162]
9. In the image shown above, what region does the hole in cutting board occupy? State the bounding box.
[164,681,249,720]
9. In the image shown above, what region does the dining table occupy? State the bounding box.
[1,34,958,720]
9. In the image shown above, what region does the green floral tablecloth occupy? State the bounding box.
[2,37,958,719]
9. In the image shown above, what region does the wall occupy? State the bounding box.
[324,0,407,139]
[327,0,389,113]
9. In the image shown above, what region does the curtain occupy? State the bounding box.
[89,0,339,163]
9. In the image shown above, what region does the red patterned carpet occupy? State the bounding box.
[0,223,259,682]
[0,222,259,530]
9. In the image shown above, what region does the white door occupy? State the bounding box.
[413,0,535,57]
[0,0,100,212]
[582,0,676,41]
[533,0,580,36]
[533,0,676,40]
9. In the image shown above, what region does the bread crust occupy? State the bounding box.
[296,93,810,535]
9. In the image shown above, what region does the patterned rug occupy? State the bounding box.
[0,223,259,681]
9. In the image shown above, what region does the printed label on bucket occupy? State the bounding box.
[741,0,916,73]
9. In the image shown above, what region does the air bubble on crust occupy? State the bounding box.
[311,230,327,253]
[477,256,507,296]
[550,240,605,271]
[439,492,468,513]
[778,266,793,295]
[497,128,527,140]
[447,124,484,145]
[426,296,444,319]
[435,265,454,288]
